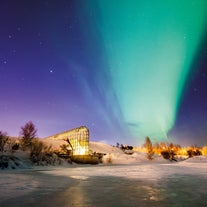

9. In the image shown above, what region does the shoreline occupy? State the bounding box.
[0,159,207,206]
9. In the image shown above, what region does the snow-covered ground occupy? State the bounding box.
[0,142,207,207]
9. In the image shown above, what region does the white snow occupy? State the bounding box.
[90,141,173,164]
[0,141,207,206]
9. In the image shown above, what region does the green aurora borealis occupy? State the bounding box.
[1,0,207,145]
[97,0,207,141]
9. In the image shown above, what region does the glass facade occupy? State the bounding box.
[46,126,89,155]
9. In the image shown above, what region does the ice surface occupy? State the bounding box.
[0,160,207,207]
[1,142,207,207]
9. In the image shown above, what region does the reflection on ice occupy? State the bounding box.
[41,163,207,207]
[141,185,165,201]
[70,175,89,180]
[0,173,39,202]
[0,162,207,207]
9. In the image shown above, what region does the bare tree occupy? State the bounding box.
[20,121,37,150]
[144,136,154,160]
[0,131,9,153]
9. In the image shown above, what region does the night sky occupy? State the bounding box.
[0,0,207,146]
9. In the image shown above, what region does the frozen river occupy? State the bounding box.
[0,161,207,207]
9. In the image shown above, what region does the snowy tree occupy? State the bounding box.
[20,121,37,150]
[0,131,9,153]
[144,136,154,160]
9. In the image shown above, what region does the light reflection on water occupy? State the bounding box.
[42,174,207,207]
[1,165,207,207]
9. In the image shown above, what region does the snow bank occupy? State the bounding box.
[182,155,207,163]
[0,155,30,170]
[1,141,206,169]
[89,142,171,164]
[42,139,65,150]
[89,142,121,154]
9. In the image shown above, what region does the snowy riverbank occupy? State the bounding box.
[1,142,207,206]
[0,156,207,207]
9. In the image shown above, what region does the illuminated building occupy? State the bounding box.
[45,126,89,156]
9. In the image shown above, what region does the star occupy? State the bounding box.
[194,88,198,92]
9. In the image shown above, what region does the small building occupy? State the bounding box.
[45,126,89,156]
